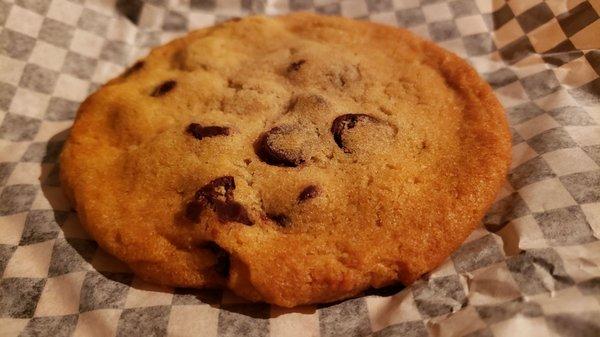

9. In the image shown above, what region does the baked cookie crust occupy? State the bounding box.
[61,13,511,307]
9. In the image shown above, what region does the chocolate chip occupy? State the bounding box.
[267,213,291,227]
[330,114,379,153]
[186,176,253,226]
[254,126,305,167]
[186,123,230,140]
[298,185,319,203]
[185,198,209,222]
[195,176,235,203]
[185,177,231,222]
[287,59,306,72]
[214,200,253,226]
[202,242,230,277]
[123,61,144,77]
[151,80,177,97]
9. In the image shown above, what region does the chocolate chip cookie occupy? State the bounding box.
[60,13,511,307]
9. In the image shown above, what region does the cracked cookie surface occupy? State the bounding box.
[60,13,511,307]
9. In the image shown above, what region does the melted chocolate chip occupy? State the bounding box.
[214,200,253,226]
[331,114,379,153]
[202,242,230,277]
[195,176,235,203]
[298,185,319,203]
[186,123,230,140]
[287,60,306,72]
[254,126,305,167]
[151,80,177,97]
[267,213,291,227]
[186,176,253,225]
[185,199,208,222]
[123,61,144,77]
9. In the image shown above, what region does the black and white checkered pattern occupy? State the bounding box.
[1,0,599,336]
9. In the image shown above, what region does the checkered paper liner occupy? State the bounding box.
[1,0,599,336]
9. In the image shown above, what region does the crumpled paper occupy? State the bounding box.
[1,0,599,336]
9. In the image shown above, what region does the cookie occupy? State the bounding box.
[60,13,511,307]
